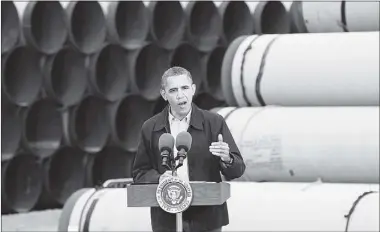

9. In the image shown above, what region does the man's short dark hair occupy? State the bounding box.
[161,66,193,90]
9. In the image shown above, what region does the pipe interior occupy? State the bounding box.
[50,48,87,106]
[115,1,149,48]
[25,99,63,157]
[152,1,185,48]
[48,147,87,205]
[70,2,106,53]
[114,95,153,151]
[4,155,42,213]
[171,44,202,90]
[1,1,20,54]
[74,97,108,153]
[207,47,226,100]
[30,1,67,53]
[223,2,253,43]
[95,45,128,101]
[3,47,43,106]
[92,147,134,186]
[135,44,170,100]
[260,1,290,34]
[1,100,22,159]
[194,92,226,110]
[189,2,221,43]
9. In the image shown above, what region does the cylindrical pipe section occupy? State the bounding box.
[45,147,91,206]
[108,94,154,152]
[148,1,186,50]
[2,46,44,107]
[201,46,226,101]
[246,1,291,34]
[1,99,22,161]
[183,1,222,52]
[64,96,110,153]
[22,98,63,158]
[222,32,380,107]
[215,106,379,183]
[1,1,20,54]
[170,43,203,94]
[291,2,380,33]
[88,44,128,102]
[346,191,379,231]
[127,43,171,101]
[1,153,43,214]
[43,46,87,107]
[58,182,379,231]
[215,1,253,44]
[62,1,107,54]
[101,1,149,50]
[13,1,67,54]
[92,147,135,186]
[193,92,226,110]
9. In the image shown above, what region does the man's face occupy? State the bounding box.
[161,74,196,117]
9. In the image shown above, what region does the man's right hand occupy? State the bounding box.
[159,170,172,183]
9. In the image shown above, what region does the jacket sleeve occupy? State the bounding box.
[132,123,162,184]
[218,117,246,180]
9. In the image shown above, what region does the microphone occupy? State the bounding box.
[159,133,175,170]
[175,131,192,169]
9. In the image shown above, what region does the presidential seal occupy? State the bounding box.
[156,176,193,214]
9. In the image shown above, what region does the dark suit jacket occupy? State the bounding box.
[132,103,245,232]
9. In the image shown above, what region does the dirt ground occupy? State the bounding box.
[1,209,62,231]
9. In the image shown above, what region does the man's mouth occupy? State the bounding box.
[178,101,187,106]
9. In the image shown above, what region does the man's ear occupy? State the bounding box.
[192,84,196,94]
[160,89,167,101]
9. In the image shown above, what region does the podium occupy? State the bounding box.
[126,177,231,232]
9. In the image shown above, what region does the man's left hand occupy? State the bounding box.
[209,134,231,162]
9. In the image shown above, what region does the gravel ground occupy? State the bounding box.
[2,209,62,231]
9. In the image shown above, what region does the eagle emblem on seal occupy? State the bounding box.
[156,176,193,214]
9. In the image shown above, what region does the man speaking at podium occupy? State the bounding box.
[132,67,246,232]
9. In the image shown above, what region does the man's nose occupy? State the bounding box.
[176,89,185,99]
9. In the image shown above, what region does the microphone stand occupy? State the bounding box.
[164,150,185,232]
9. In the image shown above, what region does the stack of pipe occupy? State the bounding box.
[1,0,293,214]
[1,1,379,231]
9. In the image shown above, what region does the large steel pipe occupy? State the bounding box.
[1,99,22,161]
[2,46,43,107]
[147,1,186,50]
[44,147,91,206]
[194,92,226,110]
[88,44,128,101]
[58,182,379,231]
[182,1,222,52]
[13,1,67,54]
[92,147,135,186]
[290,2,380,33]
[201,46,226,101]
[43,46,87,107]
[1,153,43,214]
[99,1,149,50]
[215,106,379,183]
[63,96,110,153]
[171,43,203,94]
[1,1,20,54]
[127,43,171,100]
[22,98,63,158]
[108,94,154,152]
[222,32,380,107]
[215,1,253,45]
[246,1,291,34]
[61,1,106,54]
